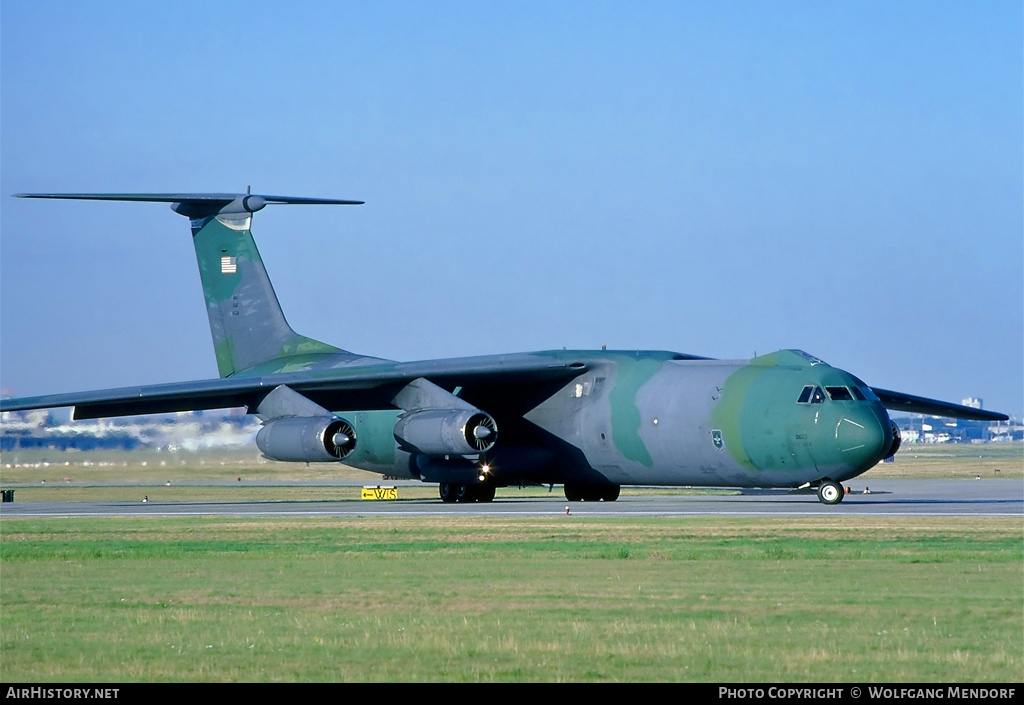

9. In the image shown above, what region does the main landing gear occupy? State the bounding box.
[563,482,621,502]
[438,482,496,503]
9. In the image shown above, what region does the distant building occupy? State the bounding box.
[1,409,259,453]
[892,414,1023,443]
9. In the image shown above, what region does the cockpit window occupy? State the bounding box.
[826,386,854,401]
[797,385,826,404]
[850,386,867,401]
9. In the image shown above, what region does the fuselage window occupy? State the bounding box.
[826,386,854,401]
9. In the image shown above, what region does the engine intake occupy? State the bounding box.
[393,408,497,457]
[256,416,356,463]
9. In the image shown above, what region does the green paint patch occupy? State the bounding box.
[194,219,249,305]
[710,364,760,469]
[347,409,400,467]
[608,356,665,466]
[212,338,236,379]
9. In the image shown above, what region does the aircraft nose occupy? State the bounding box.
[834,408,889,468]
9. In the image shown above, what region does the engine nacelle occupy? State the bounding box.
[393,408,497,457]
[886,420,902,459]
[256,416,356,463]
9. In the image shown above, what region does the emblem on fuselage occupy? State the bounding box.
[711,429,724,451]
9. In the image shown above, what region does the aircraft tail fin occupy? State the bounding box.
[15,193,364,377]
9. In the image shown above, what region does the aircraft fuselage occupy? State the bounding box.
[334,348,896,492]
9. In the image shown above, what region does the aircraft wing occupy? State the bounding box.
[870,387,1009,422]
[0,354,588,420]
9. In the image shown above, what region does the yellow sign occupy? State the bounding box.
[361,486,398,500]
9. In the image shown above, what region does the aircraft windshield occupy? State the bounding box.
[798,385,866,403]
[826,386,854,401]
[797,386,826,404]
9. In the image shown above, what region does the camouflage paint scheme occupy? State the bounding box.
[3,193,1007,504]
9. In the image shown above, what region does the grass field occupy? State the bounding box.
[1,445,1021,682]
[1,516,1021,683]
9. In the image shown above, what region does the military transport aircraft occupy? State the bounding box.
[1,193,1008,504]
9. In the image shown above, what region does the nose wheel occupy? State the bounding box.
[816,479,844,505]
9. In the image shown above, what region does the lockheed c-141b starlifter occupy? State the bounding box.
[1,193,1007,504]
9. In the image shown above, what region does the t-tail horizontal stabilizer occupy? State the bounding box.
[14,192,363,219]
[15,191,366,378]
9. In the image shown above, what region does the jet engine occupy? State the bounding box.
[256,416,357,462]
[393,408,497,456]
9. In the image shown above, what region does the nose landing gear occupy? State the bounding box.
[816,479,844,505]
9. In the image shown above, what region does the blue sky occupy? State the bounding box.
[2,1,1022,419]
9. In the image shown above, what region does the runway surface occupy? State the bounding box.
[1,479,1020,518]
